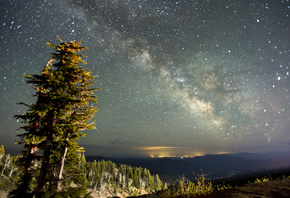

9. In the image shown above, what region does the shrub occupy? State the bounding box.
[254,176,271,183]
[162,173,214,198]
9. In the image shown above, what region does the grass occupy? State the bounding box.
[251,175,271,184]
[159,172,215,198]
[144,170,290,198]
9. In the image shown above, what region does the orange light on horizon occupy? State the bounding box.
[216,151,230,155]
[192,152,205,156]
[137,146,179,150]
[137,146,214,158]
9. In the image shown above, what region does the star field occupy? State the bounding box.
[0,0,289,158]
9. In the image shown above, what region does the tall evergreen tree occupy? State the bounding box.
[0,145,5,160]
[10,37,100,197]
[154,174,163,191]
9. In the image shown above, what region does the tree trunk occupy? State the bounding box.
[56,145,68,191]
[1,155,10,175]
[35,116,56,197]
[9,166,17,177]
[23,147,33,178]
[34,139,52,197]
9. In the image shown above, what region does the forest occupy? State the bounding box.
[0,145,167,197]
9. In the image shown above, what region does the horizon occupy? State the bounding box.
[82,146,290,159]
[2,140,289,160]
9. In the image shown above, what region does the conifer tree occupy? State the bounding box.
[0,145,5,160]
[155,174,163,191]
[10,37,99,197]
[133,169,139,188]
[147,171,155,192]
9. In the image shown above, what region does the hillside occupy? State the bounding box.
[0,147,166,198]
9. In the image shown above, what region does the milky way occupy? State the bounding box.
[0,0,289,157]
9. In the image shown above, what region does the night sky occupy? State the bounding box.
[1,0,289,158]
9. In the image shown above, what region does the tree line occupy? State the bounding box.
[85,159,166,196]
[0,145,167,197]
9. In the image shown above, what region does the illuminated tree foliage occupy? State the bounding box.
[85,160,165,196]
[10,38,99,198]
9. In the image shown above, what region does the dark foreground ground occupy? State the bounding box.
[195,177,290,198]
[133,177,290,198]
[1,178,289,198]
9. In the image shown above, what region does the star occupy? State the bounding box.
[0,0,289,158]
